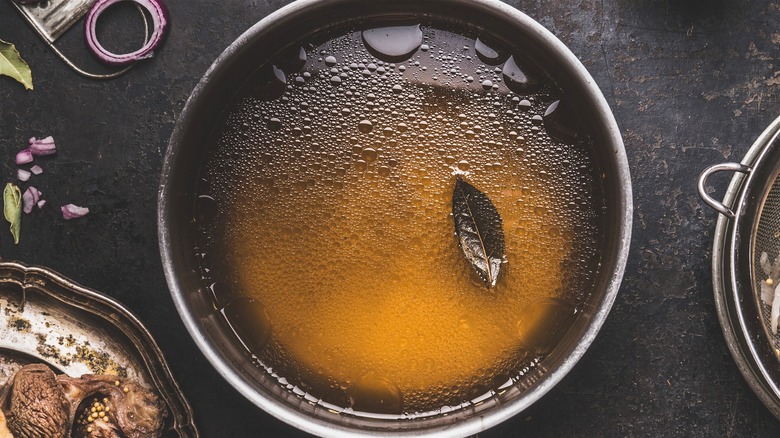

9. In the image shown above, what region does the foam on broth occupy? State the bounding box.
[194,23,606,416]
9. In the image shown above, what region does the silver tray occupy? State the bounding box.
[0,261,198,437]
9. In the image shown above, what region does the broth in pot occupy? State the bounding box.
[192,22,606,417]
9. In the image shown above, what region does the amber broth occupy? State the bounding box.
[194,24,605,415]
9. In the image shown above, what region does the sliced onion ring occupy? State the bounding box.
[85,0,170,66]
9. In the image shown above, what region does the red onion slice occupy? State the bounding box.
[22,191,33,214]
[22,187,40,214]
[85,0,170,66]
[15,149,33,165]
[61,204,89,220]
[31,187,41,203]
[28,136,56,156]
[30,165,43,175]
[17,169,31,182]
[37,199,46,209]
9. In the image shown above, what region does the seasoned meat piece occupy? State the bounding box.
[72,396,123,438]
[73,398,124,438]
[0,364,167,438]
[58,375,167,438]
[0,364,69,438]
[75,420,122,438]
[0,408,14,438]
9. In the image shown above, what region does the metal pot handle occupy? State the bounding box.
[698,162,752,219]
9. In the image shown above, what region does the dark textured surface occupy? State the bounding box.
[1,0,780,436]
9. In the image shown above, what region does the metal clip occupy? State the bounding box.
[9,0,148,79]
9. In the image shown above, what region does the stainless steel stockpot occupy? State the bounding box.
[158,0,632,436]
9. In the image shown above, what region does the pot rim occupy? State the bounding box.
[158,0,632,436]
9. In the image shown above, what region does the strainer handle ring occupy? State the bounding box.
[698,162,751,219]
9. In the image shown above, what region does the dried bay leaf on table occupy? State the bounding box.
[4,183,21,244]
[0,40,33,90]
[451,176,506,288]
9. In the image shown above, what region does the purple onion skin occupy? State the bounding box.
[61,204,89,220]
[15,149,33,165]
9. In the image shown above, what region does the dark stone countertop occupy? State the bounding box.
[1,0,780,436]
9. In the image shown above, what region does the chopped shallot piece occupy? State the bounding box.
[30,164,43,175]
[773,284,780,334]
[15,148,33,165]
[61,204,89,220]
[37,199,46,209]
[760,251,780,333]
[28,136,56,156]
[17,169,31,182]
[22,187,40,214]
[22,191,33,214]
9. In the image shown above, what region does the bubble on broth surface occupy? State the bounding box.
[222,297,273,352]
[516,298,577,356]
[543,99,578,143]
[249,65,287,101]
[347,374,403,414]
[502,55,542,95]
[474,36,508,65]
[362,25,423,63]
[277,46,308,73]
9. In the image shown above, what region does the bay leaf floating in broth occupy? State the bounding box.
[451,176,506,289]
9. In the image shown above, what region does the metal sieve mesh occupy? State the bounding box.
[753,170,780,357]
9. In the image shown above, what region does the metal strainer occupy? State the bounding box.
[699,115,780,420]
[754,175,780,348]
